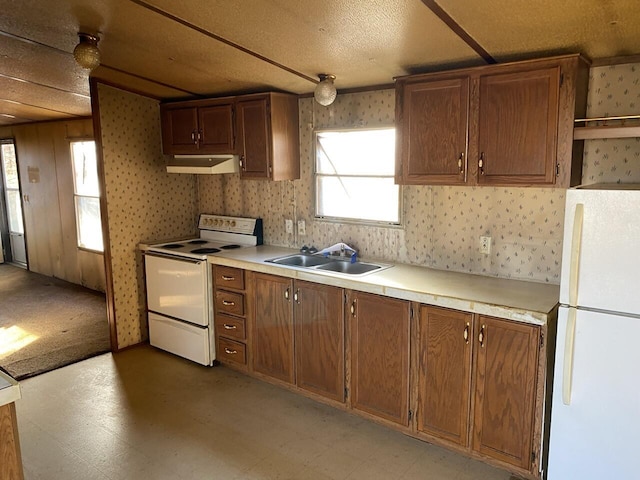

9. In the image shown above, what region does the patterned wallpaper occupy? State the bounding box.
[199,91,565,283]
[582,63,640,184]
[97,84,198,349]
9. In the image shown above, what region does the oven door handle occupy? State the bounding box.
[144,252,203,265]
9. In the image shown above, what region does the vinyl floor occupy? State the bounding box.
[16,345,517,480]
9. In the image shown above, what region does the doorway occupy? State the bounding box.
[0,139,27,267]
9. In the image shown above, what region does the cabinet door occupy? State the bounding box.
[295,281,345,402]
[252,273,294,383]
[397,77,469,184]
[349,291,410,426]
[160,106,199,154]
[237,98,270,179]
[417,306,473,447]
[198,103,235,153]
[477,67,560,185]
[472,316,539,469]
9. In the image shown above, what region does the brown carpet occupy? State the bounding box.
[0,264,111,380]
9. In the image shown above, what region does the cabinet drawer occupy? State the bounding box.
[215,314,246,340]
[218,337,246,365]
[214,266,245,290]
[215,290,245,316]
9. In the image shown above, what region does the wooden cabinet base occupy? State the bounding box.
[0,402,24,480]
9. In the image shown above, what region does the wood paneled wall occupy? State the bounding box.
[0,119,106,291]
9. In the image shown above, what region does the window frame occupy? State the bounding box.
[69,139,104,253]
[313,126,403,227]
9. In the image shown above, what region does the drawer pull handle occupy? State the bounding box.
[479,324,486,347]
[222,300,235,306]
[221,275,235,281]
[478,152,485,175]
[294,288,300,304]
[284,288,290,300]
[223,324,237,330]
[224,347,237,355]
[463,322,470,344]
[458,152,465,175]
[350,299,357,317]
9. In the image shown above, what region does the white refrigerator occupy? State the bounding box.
[547,184,640,479]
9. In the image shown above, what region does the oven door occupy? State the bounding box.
[144,253,209,326]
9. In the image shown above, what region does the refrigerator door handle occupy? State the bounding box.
[562,307,578,405]
[568,203,584,307]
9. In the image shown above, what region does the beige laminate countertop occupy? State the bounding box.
[0,371,20,407]
[207,245,559,325]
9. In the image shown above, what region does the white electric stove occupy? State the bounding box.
[144,214,262,365]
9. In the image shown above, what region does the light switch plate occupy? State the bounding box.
[285,219,293,234]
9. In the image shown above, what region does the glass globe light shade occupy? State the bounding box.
[314,74,337,106]
[73,33,101,70]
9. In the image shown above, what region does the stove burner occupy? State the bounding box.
[188,239,208,245]
[220,244,242,250]
[162,244,183,249]
[190,247,221,254]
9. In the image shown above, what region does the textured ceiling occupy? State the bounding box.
[0,0,638,125]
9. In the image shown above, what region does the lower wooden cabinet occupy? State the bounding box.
[348,291,411,426]
[417,305,473,447]
[294,281,345,402]
[252,273,295,383]
[472,315,540,470]
[417,306,541,472]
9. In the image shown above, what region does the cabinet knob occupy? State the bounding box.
[350,299,357,317]
[284,288,290,300]
[294,289,300,304]
[479,324,486,347]
[463,322,470,344]
[239,155,246,171]
[191,131,197,144]
[478,152,485,175]
[458,152,465,175]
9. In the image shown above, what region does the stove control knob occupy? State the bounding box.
[214,219,220,226]
[231,221,236,227]
[224,220,230,227]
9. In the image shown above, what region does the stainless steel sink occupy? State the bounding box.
[315,261,384,275]
[265,254,391,276]
[267,254,332,267]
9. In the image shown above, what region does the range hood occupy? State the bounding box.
[166,155,239,174]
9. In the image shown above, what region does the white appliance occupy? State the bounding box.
[144,214,262,365]
[547,184,640,479]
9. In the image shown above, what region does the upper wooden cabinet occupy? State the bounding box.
[397,77,469,185]
[160,92,300,180]
[160,100,235,155]
[236,93,300,181]
[395,54,589,187]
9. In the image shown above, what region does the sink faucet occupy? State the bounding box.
[316,242,358,263]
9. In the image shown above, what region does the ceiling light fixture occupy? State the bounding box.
[314,74,337,106]
[73,33,101,70]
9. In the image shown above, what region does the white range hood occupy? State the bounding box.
[166,155,239,174]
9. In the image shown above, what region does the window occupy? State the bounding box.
[70,141,103,252]
[1,141,23,236]
[315,128,400,224]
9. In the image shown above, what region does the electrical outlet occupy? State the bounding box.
[479,236,491,255]
[285,219,293,234]
[297,220,306,236]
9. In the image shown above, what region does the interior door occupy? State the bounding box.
[0,140,27,266]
